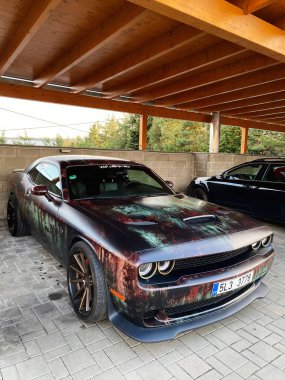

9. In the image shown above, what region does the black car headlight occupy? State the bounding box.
[138,263,157,279]
[157,260,175,275]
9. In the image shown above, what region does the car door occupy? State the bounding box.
[206,163,264,214]
[252,164,285,223]
[25,162,63,258]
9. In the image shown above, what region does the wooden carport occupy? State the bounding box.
[1,0,285,153]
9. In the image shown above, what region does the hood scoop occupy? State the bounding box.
[125,221,158,226]
[183,215,217,224]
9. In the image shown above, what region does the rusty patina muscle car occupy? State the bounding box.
[7,155,274,342]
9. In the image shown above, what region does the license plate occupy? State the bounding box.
[212,271,254,296]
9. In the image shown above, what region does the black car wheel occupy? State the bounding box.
[191,187,208,201]
[67,241,107,322]
[7,194,28,237]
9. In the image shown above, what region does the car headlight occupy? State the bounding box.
[138,263,157,279]
[158,260,175,275]
[252,241,261,250]
[261,235,273,247]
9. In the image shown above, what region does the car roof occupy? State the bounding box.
[252,157,285,163]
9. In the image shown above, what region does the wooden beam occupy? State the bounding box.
[0,0,61,76]
[238,109,285,118]
[34,4,145,88]
[230,100,285,116]
[180,79,285,110]
[160,65,285,107]
[240,127,248,154]
[105,42,246,99]
[139,114,148,150]
[72,25,205,93]
[0,82,211,123]
[242,0,277,15]
[199,91,285,113]
[134,54,277,102]
[128,0,285,62]
[250,112,285,119]
[221,116,285,132]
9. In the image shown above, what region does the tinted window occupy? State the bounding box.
[225,164,263,181]
[29,163,61,196]
[66,164,173,199]
[264,164,285,183]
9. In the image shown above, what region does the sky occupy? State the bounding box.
[0,96,124,140]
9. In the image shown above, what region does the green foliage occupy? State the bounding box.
[220,125,241,153]
[13,131,34,145]
[0,132,7,144]
[248,129,285,155]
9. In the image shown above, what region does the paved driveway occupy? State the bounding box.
[0,220,284,380]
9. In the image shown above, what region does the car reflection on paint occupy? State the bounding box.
[187,157,285,224]
[7,155,274,342]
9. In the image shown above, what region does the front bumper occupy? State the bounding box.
[107,247,274,342]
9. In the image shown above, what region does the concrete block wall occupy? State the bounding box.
[0,145,195,219]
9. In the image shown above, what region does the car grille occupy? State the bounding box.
[173,246,251,273]
[144,283,252,322]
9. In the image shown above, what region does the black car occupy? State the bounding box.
[187,158,285,224]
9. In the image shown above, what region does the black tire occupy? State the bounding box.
[191,187,208,201]
[7,194,28,237]
[67,241,107,322]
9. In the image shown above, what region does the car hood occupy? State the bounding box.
[71,194,265,254]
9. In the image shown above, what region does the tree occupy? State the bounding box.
[248,129,285,155]
[220,125,241,153]
[13,131,33,145]
[0,132,6,144]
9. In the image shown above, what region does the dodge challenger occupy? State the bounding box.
[7,155,274,342]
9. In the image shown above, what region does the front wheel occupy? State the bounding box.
[191,187,208,201]
[7,194,28,237]
[67,241,107,322]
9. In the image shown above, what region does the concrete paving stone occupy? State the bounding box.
[90,367,124,380]
[158,349,183,366]
[204,334,227,350]
[117,356,144,374]
[132,344,154,363]
[256,315,274,326]
[124,371,143,380]
[274,342,285,354]
[255,364,285,380]
[64,332,83,351]
[271,317,285,332]
[223,373,243,380]
[196,343,219,359]
[235,361,260,379]
[104,341,137,366]
[16,355,51,380]
[135,360,172,380]
[1,365,20,380]
[93,349,114,371]
[211,326,241,346]
[102,327,123,344]
[77,325,105,346]
[33,373,54,380]
[41,319,58,334]
[44,344,72,362]
[15,318,42,336]
[125,336,141,348]
[3,325,19,340]
[0,338,24,359]
[60,323,82,336]
[236,328,259,344]
[14,293,41,310]
[167,362,193,380]
[144,341,175,358]
[271,353,285,370]
[52,313,81,330]
[49,358,69,380]
[33,302,61,321]
[170,339,192,356]
[263,332,283,346]
[86,337,113,355]
[248,341,281,362]
[231,339,252,353]
[37,331,67,353]
[241,349,267,368]
[179,331,209,352]
[242,322,272,340]
[0,307,22,322]
[24,340,41,357]
[72,362,101,380]
[0,351,29,369]
[214,347,248,371]
[61,347,94,374]
[263,303,285,317]
[20,329,47,343]
[178,353,212,379]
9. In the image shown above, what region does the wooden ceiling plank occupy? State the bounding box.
[128,0,285,62]
[34,3,146,88]
[155,64,285,107]
[0,81,211,123]
[198,92,285,113]
[228,100,285,115]
[104,41,246,99]
[134,54,278,102]
[221,116,285,132]
[239,110,285,118]
[177,78,285,110]
[0,0,61,76]
[72,25,205,93]
[242,0,278,15]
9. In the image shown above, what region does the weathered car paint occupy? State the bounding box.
[8,155,275,341]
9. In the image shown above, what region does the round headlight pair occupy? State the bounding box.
[138,260,175,279]
[252,235,273,250]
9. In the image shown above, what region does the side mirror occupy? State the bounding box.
[165,180,174,188]
[31,185,48,196]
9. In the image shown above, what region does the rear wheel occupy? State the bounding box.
[67,241,107,322]
[191,187,208,201]
[7,194,28,237]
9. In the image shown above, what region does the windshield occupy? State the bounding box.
[66,164,174,199]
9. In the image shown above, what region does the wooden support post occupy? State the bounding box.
[209,112,221,153]
[139,114,147,150]
[241,127,249,154]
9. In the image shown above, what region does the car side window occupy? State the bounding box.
[225,164,263,181]
[263,165,285,183]
[29,163,62,196]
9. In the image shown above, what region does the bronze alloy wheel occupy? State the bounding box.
[7,197,16,232]
[67,241,107,322]
[7,194,28,237]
